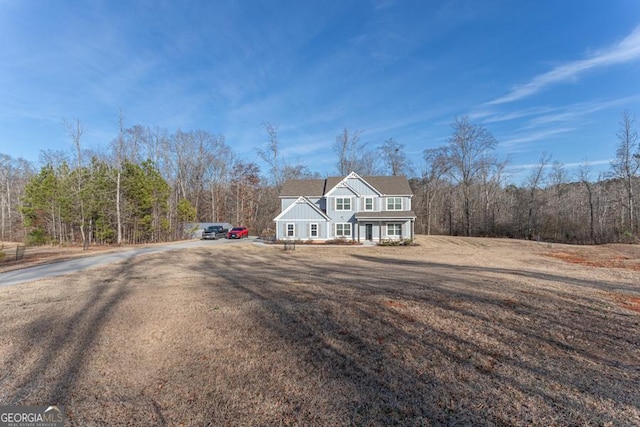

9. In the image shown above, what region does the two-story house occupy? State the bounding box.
[274,172,416,242]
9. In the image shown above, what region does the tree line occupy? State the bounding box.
[0,112,638,246]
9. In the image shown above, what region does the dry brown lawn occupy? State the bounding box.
[1,236,639,426]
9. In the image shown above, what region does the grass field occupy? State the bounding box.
[1,236,639,426]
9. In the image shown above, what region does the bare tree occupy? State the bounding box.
[0,154,32,241]
[258,121,282,187]
[421,147,449,235]
[64,119,89,249]
[579,161,597,244]
[379,138,411,176]
[333,128,380,175]
[114,111,125,245]
[478,154,508,235]
[548,161,569,241]
[445,116,498,236]
[525,152,551,240]
[610,110,639,234]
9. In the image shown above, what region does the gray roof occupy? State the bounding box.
[355,211,416,219]
[280,175,413,197]
[280,178,326,197]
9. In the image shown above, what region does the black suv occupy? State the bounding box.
[201,225,228,240]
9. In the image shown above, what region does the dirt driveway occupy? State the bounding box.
[0,236,639,426]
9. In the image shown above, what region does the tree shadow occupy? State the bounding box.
[2,257,136,406]
[191,248,640,425]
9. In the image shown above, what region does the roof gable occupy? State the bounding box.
[273,196,330,221]
[279,172,413,198]
[325,172,381,197]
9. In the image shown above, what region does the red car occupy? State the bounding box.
[227,227,249,239]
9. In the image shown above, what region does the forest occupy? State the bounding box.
[0,112,638,246]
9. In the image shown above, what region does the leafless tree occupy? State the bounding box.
[445,116,498,236]
[525,152,551,240]
[379,138,411,176]
[333,128,379,175]
[64,119,89,249]
[478,154,508,235]
[0,154,33,241]
[579,161,597,244]
[547,161,570,241]
[258,121,282,187]
[420,147,449,235]
[610,110,639,234]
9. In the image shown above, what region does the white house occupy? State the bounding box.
[274,172,415,242]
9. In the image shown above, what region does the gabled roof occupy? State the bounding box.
[324,171,381,197]
[355,210,416,220]
[280,173,413,197]
[280,179,326,197]
[362,176,413,196]
[273,196,331,221]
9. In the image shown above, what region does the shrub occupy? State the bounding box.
[325,238,359,245]
[26,227,48,246]
[378,238,415,246]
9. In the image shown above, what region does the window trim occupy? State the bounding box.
[387,197,402,211]
[335,197,352,211]
[335,222,352,238]
[363,196,374,211]
[309,223,318,238]
[286,223,295,238]
[387,223,402,237]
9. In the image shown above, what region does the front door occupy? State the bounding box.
[365,223,373,241]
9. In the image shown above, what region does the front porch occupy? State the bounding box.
[354,211,416,243]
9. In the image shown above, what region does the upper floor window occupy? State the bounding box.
[387,197,402,211]
[364,197,374,211]
[336,197,351,211]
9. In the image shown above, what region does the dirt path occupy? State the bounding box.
[0,236,638,426]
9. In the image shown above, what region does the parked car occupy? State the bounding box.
[201,225,228,240]
[227,227,249,239]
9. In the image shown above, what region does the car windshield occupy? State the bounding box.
[231,228,243,231]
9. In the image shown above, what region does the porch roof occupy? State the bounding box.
[354,210,416,220]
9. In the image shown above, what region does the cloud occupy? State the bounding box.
[487,24,640,105]
[501,127,575,148]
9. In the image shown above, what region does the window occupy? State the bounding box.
[335,223,352,237]
[309,223,318,238]
[364,197,374,211]
[387,197,402,211]
[387,223,402,237]
[335,197,351,211]
[286,223,295,238]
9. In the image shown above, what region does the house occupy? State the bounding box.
[274,172,416,242]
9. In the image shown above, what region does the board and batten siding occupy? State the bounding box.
[281,221,326,240]
[383,196,412,211]
[343,177,379,196]
[281,198,295,212]
[329,186,358,197]
[278,202,327,221]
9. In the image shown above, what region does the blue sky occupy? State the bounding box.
[1,0,639,183]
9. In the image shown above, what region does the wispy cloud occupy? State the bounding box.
[487,25,640,105]
[473,96,640,129]
[501,127,575,147]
